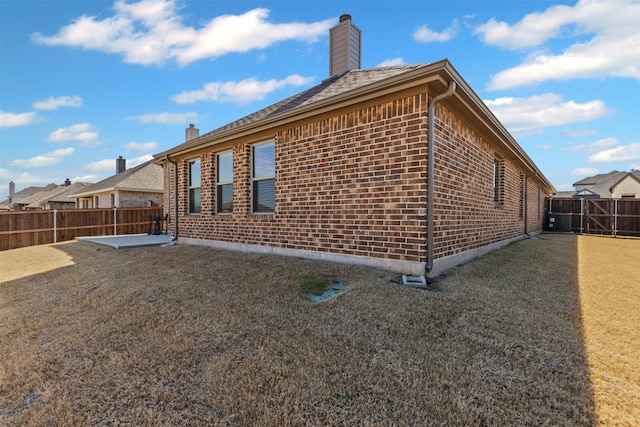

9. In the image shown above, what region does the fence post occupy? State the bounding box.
[614,198,618,237]
[579,198,584,234]
[53,209,57,243]
[114,207,117,236]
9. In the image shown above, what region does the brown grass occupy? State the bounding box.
[0,233,636,425]
[577,235,640,425]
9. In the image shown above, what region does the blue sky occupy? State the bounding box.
[1,0,639,199]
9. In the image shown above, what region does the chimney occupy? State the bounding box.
[64,178,71,186]
[329,14,361,77]
[116,156,126,174]
[186,123,199,142]
[9,181,15,196]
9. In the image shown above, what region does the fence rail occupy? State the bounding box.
[0,207,165,251]
[546,198,640,237]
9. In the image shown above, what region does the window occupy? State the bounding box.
[217,151,233,213]
[252,141,275,213]
[111,193,116,208]
[493,156,504,205]
[188,159,201,214]
[94,196,99,208]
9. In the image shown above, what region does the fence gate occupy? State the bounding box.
[584,199,614,235]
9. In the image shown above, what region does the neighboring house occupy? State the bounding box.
[569,170,640,199]
[70,158,164,208]
[153,15,554,277]
[1,182,58,211]
[23,182,92,210]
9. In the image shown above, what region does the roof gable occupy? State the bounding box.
[70,161,163,198]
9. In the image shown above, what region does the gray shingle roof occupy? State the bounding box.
[70,160,163,198]
[167,65,426,151]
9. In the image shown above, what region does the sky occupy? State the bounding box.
[1,0,639,199]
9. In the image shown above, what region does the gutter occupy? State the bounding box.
[165,155,179,241]
[426,81,456,274]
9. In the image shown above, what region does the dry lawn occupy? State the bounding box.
[0,233,636,425]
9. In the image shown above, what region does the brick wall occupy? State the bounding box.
[166,91,547,273]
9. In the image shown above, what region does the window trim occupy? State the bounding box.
[493,156,505,206]
[251,141,276,214]
[188,158,201,214]
[216,150,234,214]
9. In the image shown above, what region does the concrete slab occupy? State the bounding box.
[77,234,173,249]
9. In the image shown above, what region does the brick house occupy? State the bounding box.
[153,15,554,277]
[70,158,164,209]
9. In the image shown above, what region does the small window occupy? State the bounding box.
[252,141,275,213]
[493,157,505,205]
[217,151,233,213]
[188,159,201,214]
[111,193,116,208]
[94,196,99,208]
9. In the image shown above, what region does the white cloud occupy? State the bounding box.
[83,159,117,171]
[83,154,153,172]
[483,93,611,135]
[32,95,83,110]
[535,143,555,151]
[0,110,39,128]
[125,141,158,151]
[377,57,405,67]
[588,142,640,163]
[477,0,640,89]
[48,123,101,147]
[172,74,315,105]
[413,20,458,43]
[32,2,334,67]
[562,128,599,138]
[9,147,75,168]
[562,137,619,153]
[127,111,199,124]
[570,167,600,176]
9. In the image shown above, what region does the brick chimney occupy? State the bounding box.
[116,156,126,174]
[186,123,199,142]
[329,14,361,77]
[64,178,71,186]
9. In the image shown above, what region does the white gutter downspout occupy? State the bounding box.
[426,81,456,274]
[165,155,179,241]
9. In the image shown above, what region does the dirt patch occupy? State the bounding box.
[0,234,634,425]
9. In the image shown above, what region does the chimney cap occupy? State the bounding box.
[340,14,352,22]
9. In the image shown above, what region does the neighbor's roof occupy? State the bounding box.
[8,184,58,203]
[69,161,163,198]
[154,60,555,194]
[24,182,92,209]
[573,170,640,197]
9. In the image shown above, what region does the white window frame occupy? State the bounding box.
[216,151,233,214]
[251,141,275,214]
[188,158,201,214]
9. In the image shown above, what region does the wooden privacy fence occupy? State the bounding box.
[547,198,640,237]
[0,207,165,251]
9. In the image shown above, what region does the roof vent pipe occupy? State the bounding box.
[426,81,456,274]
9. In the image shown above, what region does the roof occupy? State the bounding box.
[573,170,640,198]
[70,160,163,198]
[24,182,91,209]
[154,60,555,194]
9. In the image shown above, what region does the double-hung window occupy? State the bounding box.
[188,159,201,214]
[493,156,504,205]
[252,141,275,213]
[216,151,233,213]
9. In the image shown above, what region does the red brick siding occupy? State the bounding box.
[431,105,532,260]
[165,91,546,270]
